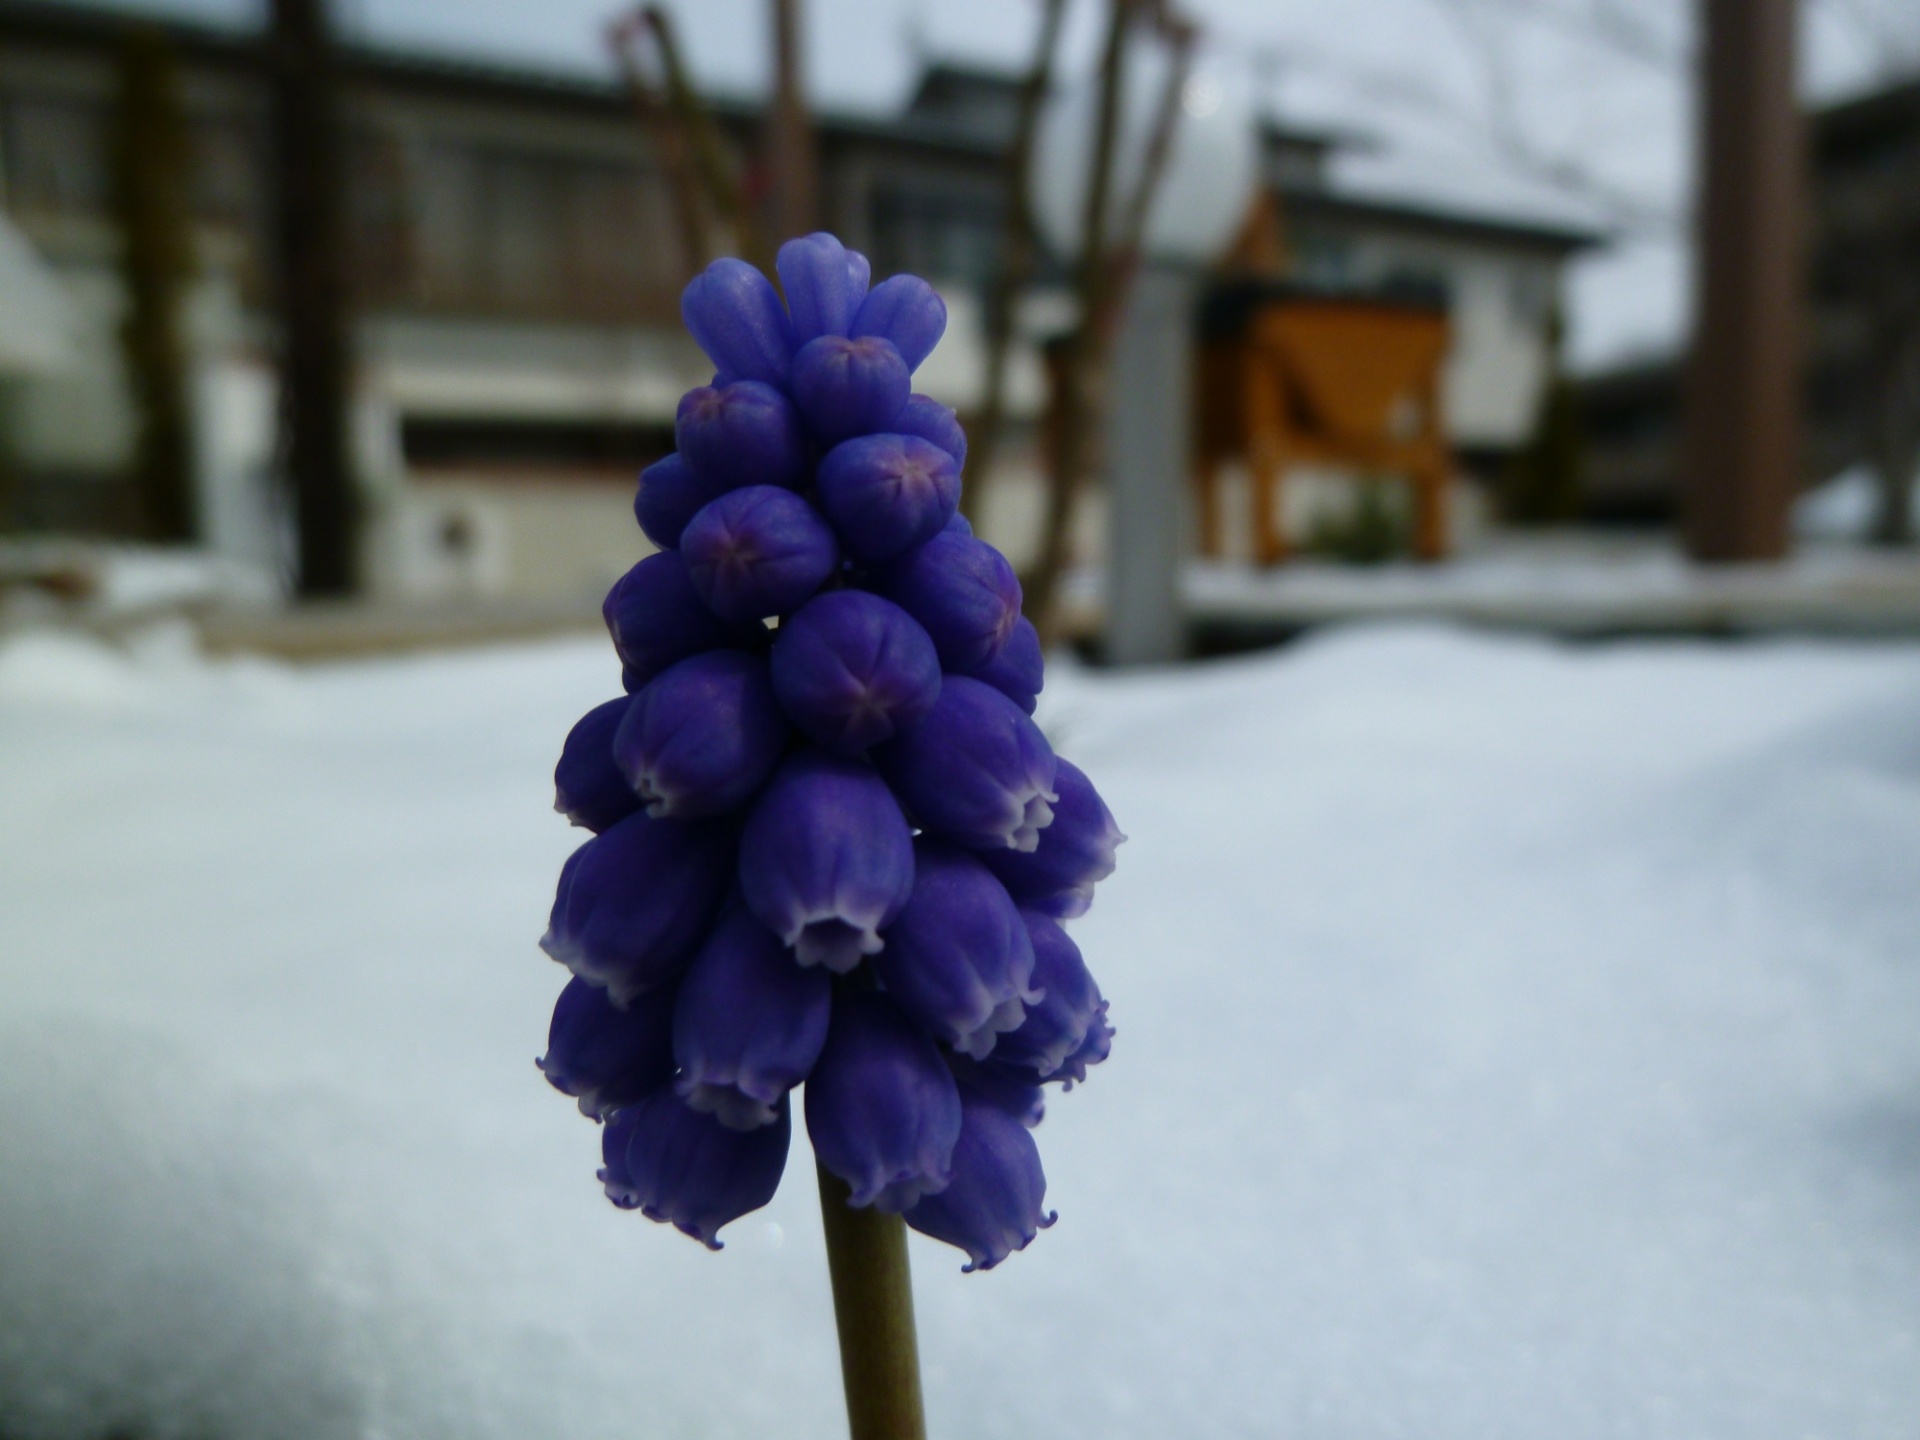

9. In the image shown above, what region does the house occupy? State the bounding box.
[0,3,1600,603]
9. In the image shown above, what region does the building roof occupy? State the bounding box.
[1279,186,1604,256]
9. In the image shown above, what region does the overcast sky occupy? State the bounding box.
[54,0,1920,372]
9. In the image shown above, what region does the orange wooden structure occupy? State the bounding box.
[1194,294,1453,563]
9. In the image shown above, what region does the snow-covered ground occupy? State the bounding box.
[3,622,1919,1439]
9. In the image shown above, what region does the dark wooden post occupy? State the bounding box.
[270,0,359,597]
[1680,0,1804,562]
[110,25,197,544]
[815,1163,927,1440]
[768,0,817,244]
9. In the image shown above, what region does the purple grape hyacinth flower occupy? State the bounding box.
[852,274,947,372]
[676,381,809,492]
[790,334,910,442]
[604,550,763,687]
[987,911,1102,1080]
[963,614,1043,715]
[905,1079,1054,1271]
[776,232,870,343]
[805,990,962,1211]
[769,590,941,755]
[873,531,1022,672]
[601,1089,791,1248]
[674,909,831,1130]
[895,393,967,470]
[875,675,1058,852]
[634,452,729,551]
[681,257,793,387]
[981,757,1124,918]
[876,840,1039,1059]
[538,975,676,1118]
[614,650,788,819]
[553,696,639,833]
[541,809,733,1004]
[739,750,915,971]
[816,433,960,562]
[681,484,840,623]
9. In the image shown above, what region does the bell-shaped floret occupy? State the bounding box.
[895,394,967,470]
[680,485,840,623]
[816,433,960,562]
[963,614,1042,715]
[904,1079,1054,1271]
[739,750,915,971]
[852,274,947,372]
[875,676,1058,852]
[981,757,1124,918]
[675,381,808,492]
[876,841,1038,1059]
[776,233,870,343]
[540,810,733,1005]
[538,974,676,1118]
[681,257,793,387]
[554,696,639,832]
[988,911,1102,1079]
[614,650,788,819]
[770,590,940,755]
[872,532,1021,672]
[943,511,972,536]
[604,551,764,687]
[600,1089,791,1247]
[790,335,910,442]
[805,990,962,1211]
[673,909,831,1130]
[946,1054,1045,1128]
[1051,1002,1113,1088]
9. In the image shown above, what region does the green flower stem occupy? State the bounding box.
[816,1160,928,1440]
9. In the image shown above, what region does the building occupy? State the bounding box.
[0,3,1599,603]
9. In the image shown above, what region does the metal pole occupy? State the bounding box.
[1680,0,1804,562]
[270,0,358,596]
[1105,263,1193,665]
[816,1162,927,1440]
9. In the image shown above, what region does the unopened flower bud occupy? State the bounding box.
[816,433,960,562]
[673,909,831,1131]
[604,551,764,687]
[873,531,1020,672]
[681,485,840,623]
[538,975,676,1118]
[634,453,729,550]
[790,335,910,442]
[876,841,1038,1059]
[875,675,1058,852]
[554,696,640,832]
[981,758,1124,918]
[805,990,961,1211]
[675,381,808,492]
[614,650,788,819]
[541,810,733,1004]
[681,257,794,387]
[905,1080,1054,1271]
[775,232,870,343]
[895,393,966,470]
[963,614,1042,714]
[600,1089,791,1248]
[769,590,941,755]
[852,275,947,372]
[739,750,915,970]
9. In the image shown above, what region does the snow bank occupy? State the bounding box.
[3,624,1919,1439]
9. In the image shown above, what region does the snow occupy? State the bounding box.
[3,621,1920,1439]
